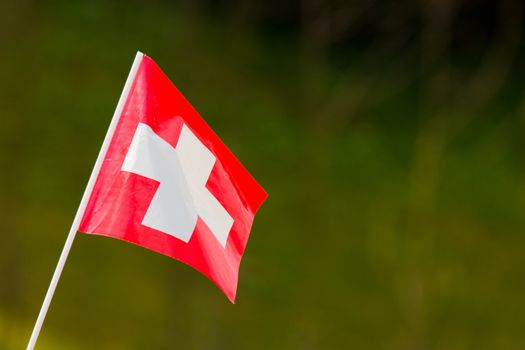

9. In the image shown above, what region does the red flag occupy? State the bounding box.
[78,53,267,302]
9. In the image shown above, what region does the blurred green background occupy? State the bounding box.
[2,0,525,349]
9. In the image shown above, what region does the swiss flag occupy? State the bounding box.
[78,53,267,302]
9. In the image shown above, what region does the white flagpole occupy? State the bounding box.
[27,51,144,350]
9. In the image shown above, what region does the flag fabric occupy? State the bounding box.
[78,54,267,302]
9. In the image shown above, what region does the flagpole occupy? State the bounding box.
[27,51,144,350]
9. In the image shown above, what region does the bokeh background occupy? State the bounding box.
[2,0,525,349]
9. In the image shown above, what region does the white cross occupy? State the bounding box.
[121,122,234,247]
